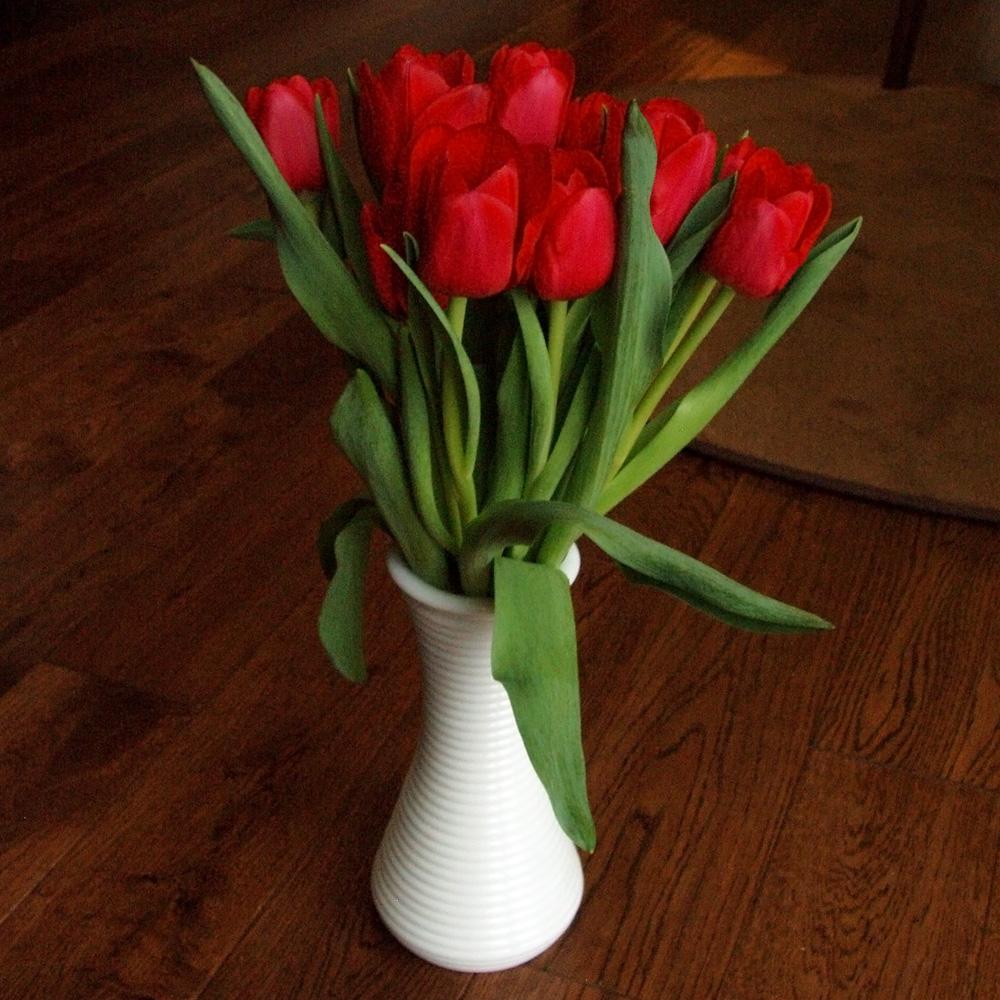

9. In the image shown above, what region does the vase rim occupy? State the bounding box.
[387,544,581,617]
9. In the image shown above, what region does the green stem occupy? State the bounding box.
[547,299,568,396]
[442,297,477,530]
[610,278,730,476]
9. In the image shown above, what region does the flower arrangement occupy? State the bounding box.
[194,43,860,852]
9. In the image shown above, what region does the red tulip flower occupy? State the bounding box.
[245,75,340,192]
[516,149,615,301]
[562,91,627,198]
[489,43,575,148]
[703,140,832,297]
[356,45,476,192]
[410,125,522,299]
[641,98,716,244]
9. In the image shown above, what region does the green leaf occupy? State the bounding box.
[462,499,832,632]
[665,175,735,279]
[559,295,593,397]
[229,218,275,242]
[511,291,556,485]
[399,329,456,552]
[382,243,481,477]
[331,370,450,590]
[317,496,376,579]
[602,217,863,512]
[317,499,377,682]
[539,103,673,562]
[487,337,529,505]
[493,557,595,851]
[528,349,600,501]
[314,95,376,303]
[192,60,397,392]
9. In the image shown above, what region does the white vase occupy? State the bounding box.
[371,546,584,973]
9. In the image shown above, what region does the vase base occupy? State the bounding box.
[372,859,583,973]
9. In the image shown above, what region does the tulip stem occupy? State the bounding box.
[547,299,568,396]
[610,277,731,476]
[442,297,477,532]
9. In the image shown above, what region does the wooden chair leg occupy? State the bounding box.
[883,0,928,89]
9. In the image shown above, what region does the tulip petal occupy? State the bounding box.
[649,130,717,243]
[423,191,517,297]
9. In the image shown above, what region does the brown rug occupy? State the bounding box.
[656,76,999,522]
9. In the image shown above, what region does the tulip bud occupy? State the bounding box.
[641,98,716,244]
[416,125,522,298]
[562,92,627,198]
[245,75,340,192]
[703,143,832,297]
[355,45,476,193]
[516,149,615,301]
[489,43,575,147]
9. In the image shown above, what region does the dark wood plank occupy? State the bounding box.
[0,580,417,999]
[721,750,1000,998]
[542,474,855,998]
[464,966,614,999]
[0,662,183,921]
[811,515,1000,788]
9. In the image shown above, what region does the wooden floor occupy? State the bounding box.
[2,2,998,997]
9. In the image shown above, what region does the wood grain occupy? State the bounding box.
[1,2,997,999]
[721,750,1000,998]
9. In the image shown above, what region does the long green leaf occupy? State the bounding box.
[538,103,673,562]
[488,338,529,505]
[462,499,832,632]
[665,175,735,279]
[229,218,275,242]
[314,95,376,303]
[602,217,863,512]
[382,244,481,476]
[493,557,595,851]
[331,370,450,590]
[193,60,396,391]
[528,349,600,501]
[399,329,456,552]
[511,291,556,484]
[317,499,377,682]
[559,295,593,397]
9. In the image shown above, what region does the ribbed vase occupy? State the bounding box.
[371,547,584,973]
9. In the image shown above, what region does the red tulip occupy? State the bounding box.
[703,141,832,297]
[516,149,615,300]
[356,45,476,192]
[562,91,627,198]
[489,43,575,147]
[245,75,340,192]
[641,98,716,243]
[415,125,522,298]
[360,198,408,317]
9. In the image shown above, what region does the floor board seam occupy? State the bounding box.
[806,743,1000,798]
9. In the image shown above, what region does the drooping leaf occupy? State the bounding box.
[317,496,376,579]
[315,95,376,303]
[193,60,396,391]
[317,499,377,682]
[331,370,450,590]
[665,174,735,279]
[493,557,596,851]
[602,217,863,511]
[461,499,832,633]
[229,218,275,242]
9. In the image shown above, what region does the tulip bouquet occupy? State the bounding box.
[194,43,859,851]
